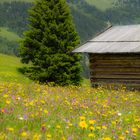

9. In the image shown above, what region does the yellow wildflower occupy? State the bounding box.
[68,123,73,127]
[102,137,112,140]
[137,125,140,129]
[46,134,52,138]
[44,109,48,114]
[41,100,45,104]
[90,126,95,131]
[88,133,95,137]
[96,126,101,130]
[21,132,27,137]
[102,125,107,130]
[80,116,85,121]
[6,100,11,104]
[89,120,96,125]
[3,94,9,98]
[61,136,66,140]
[33,133,41,140]
[119,136,125,140]
[132,128,138,133]
[56,125,61,129]
[125,130,129,134]
[79,121,87,129]
[7,127,14,132]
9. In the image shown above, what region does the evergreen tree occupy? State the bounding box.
[19,0,82,86]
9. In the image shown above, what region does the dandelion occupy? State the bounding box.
[56,125,61,129]
[33,133,41,140]
[119,136,125,140]
[89,126,95,131]
[137,125,140,129]
[3,94,9,98]
[44,109,48,114]
[6,100,11,104]
[102,125,107,130]
[79,121,87,129]
[41,100,45,104]
[21,131,27,137]
[89,120,96,125]
[7,127,14,132]
[96,126,101,130]
[88,133,95,137]
[80,116,85,121]
[125,130,129,134]
[61,136,66,140]
[68,123,73,127]
[132,128,138,133]
[102,137,112,140]
[46,134,52,138]
[111,121,116,125]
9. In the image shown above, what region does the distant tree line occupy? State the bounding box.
[1,0,140,56]
[0,37,18,56]
[0,2,32,36]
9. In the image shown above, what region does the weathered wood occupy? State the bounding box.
[90,60,140,65]
[89,53,140,89]
[89,53,140,60]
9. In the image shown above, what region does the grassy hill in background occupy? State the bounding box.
[0,53,31,83]
[86,0,115,11]
[0,28,20,55]
[0,27,20,42]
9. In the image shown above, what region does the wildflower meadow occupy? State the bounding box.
[0,82,140,140]
[0,54,140,140]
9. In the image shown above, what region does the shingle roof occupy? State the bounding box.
[73,25,140,53]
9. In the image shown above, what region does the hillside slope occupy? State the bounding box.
[0,53,31,83]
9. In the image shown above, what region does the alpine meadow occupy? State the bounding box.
[0,0,140,140]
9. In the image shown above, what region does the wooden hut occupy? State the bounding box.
[73,25,140,89]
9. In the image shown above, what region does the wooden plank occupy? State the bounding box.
[91,71,140,75]
[90,78,140,83]
[89,54,140,60]
[91,74,140,79]
[90,68,140,72]
[90,59,140,65]
[91,82,140,90]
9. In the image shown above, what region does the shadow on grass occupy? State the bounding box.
[17,67,29,75]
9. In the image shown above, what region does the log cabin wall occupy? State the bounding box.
[89,53,140,89]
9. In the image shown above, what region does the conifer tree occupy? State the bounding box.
[19,0,82,85]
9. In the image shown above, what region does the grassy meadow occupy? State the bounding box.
[0,54,31,83]
[0,54,140,140]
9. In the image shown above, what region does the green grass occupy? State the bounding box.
[0,53,31,83]
[86,0,115,11]
[0,27,20,42]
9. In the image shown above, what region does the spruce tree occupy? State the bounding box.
[19,0,82,86]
